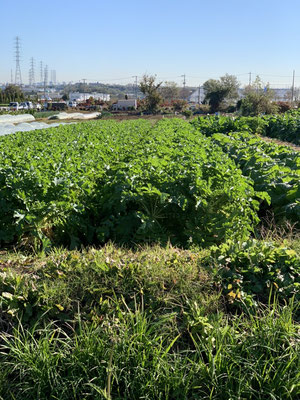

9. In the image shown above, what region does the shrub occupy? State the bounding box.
[276,101,292,113]
[182,109,193,118]
[171,99,187,111]
[208,239,300,307]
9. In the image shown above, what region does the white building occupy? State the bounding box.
[112,99,137,110]
[69,92,110,102]
[188,88,205,103]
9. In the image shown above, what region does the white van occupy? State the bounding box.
[9,102,19,111]
[19,102,29,110]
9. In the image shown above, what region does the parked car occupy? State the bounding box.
[19,102,29,110]
[34,103,42,111]
[25,101,34,109]
[9,102,19,111]
[68,101,77,108]
[49,102,68,111]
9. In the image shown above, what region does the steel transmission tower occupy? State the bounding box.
[44,65,48,87]
[40,61,43,84]
[14,36,22,85]
[50,69,57,86]
[29,57,35,86]
[44,65,48,97]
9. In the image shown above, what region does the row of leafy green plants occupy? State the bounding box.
[0,119,260,249]
[191,118,300,225]
[2,117,298,252]
[0,118,299,301]
[192,111,300,145]
[0,117,299,304]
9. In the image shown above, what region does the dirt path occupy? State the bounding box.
[258,135,300,152]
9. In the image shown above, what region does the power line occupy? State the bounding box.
[48,71,300,89]
[84,76,136,82]
[255,73,293,78]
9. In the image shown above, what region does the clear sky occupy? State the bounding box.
[1,0,300,87]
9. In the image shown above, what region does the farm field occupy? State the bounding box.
[191,111,300,146]
[0,116,299,399]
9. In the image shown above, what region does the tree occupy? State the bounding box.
[159,81,179,102]
[179,87,192,100]
[203,74,239,112]
[1,84,24,103]
[239,76,278,116]
[172,99,187,111]
[139,74,162,113]
[62,93,68,101]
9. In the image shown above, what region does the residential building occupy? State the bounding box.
[69,92,110,102]
[112,99,137,110]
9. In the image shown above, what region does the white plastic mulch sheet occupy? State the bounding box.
[0,121,69,136]
[0,114,35,124]
[50,112,100,120]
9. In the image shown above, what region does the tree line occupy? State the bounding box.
[139,74,288,115]
[1,76,293,116]
[0,85,26,104]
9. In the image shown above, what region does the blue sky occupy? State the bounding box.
[1,0,300,87]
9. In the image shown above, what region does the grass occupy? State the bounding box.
[35,111,59,119]
[0,299,299,399]
[0,244,299,399]
[256,213,300,253]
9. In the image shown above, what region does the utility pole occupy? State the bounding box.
[198,85,201,105]
[181,74,186,99]
[132,75,138,99]
[249,72,252,86]
[10,69,13,84]
[14,36,22,85]
[181,74,186,89]
[291,70,295,103]
[82,79,87,101]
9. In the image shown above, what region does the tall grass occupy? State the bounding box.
[0,299,299,399]
[0,245,299,399]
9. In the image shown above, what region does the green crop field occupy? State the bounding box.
[0,119,261,248]
[190,111,300,146]
[0,116,299,399]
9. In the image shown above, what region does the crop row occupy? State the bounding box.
[0,119,258,249]
[192,112,300,145]
[192,120,300,224]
